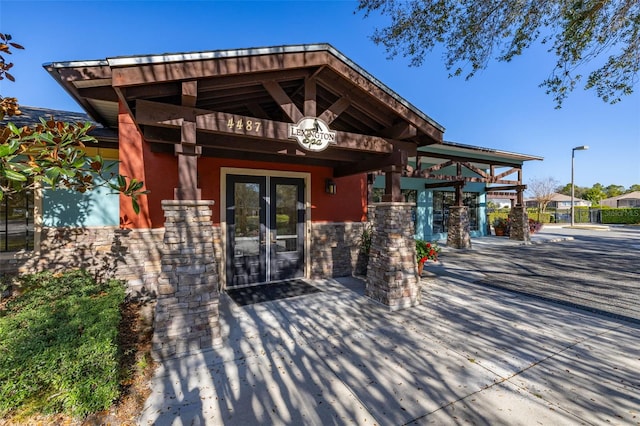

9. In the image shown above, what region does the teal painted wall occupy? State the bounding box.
[42,160,120,227]
[372,176,489,242]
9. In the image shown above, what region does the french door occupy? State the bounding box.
[226,175,305,287]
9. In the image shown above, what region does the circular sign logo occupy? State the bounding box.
[288,117,337,152]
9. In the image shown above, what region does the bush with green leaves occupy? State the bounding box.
[601,208,640,224]
[0,270,125,418]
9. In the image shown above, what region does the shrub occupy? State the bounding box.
[0,270,125,418]
[601,208,640,224]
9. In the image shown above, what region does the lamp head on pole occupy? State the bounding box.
[572,145,589,152]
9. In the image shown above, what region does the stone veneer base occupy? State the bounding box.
[152,200,222,360]
[365,202,421,310]
[447,206,472,249]
[509,206,531,242]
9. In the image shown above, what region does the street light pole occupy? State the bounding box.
[571,145,589,226]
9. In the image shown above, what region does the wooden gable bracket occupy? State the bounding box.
[413,159,521,185]
[319,96,351,125]
[492,167,521,182]
[262,80,304,123]
[264,75,353,126]
[459,161,489,179]
[414,160,455,177]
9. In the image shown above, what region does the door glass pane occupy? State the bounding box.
[234,182,260,257]
[433,191,479,232]
[274,184,298,253]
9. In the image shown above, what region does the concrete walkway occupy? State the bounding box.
[138,274,639,425]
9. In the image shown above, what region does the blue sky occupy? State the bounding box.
[1,0,639,189]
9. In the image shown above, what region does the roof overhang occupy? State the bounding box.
[44,44,445,176]
[419,140,543,169]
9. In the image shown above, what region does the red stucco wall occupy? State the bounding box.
[118,109,178,228]
[199,157,368,224]
[118,111,367,229]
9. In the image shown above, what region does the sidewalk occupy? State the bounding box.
[138,274,639,425]
[437,225,579,250]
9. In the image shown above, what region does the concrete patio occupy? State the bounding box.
[138,274,639,425]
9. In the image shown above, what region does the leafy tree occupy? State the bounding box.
[357,0,640,107]
[0,33,147,212]
[627,184,640,193]
[605,184,625,198]
[527,177,559,213]
[557,182,587,199]
[583,182,606,205]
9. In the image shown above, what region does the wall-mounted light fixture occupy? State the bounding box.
[325,179,337,195]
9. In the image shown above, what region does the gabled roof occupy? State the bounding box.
[43,44,450,175]
[43,43,444,146]
[525,193,589,203]
[602,191,640,201]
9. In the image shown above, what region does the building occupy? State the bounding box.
[601,191,640,208]
[525,193,591,209]
[1,44,541,358]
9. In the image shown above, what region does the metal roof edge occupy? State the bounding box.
[423,140,544,162]
[43,59,109,69]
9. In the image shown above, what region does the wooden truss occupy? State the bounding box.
[413,152,527,206]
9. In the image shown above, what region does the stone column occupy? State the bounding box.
[447,206,472,249]
[152,200,221,359]
[365,202,421,311]
[509,205,530,242]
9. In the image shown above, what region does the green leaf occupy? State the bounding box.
[6,122,20,135]
[132,198,140,215]
[0,142,19,157]
[45,167,61,182]
[3,169,27,182]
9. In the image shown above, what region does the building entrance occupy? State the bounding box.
[225,175,305,287]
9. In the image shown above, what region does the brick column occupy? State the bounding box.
[365,202,421,311]
[447,206,472,249]
[509,205,530,242]
[152,200,221,359]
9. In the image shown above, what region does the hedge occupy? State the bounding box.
[601,208,640,224]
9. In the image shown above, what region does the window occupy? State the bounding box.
[0,184,35,252]
[371,188,417,203]
[432,191,479,233]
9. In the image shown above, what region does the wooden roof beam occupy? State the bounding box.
[263,80,303,123]
[485,185,526,192]
[182,81,197,108]
[135,99,394,154]
[304,77,316,117]
[378,121,417,140]
[424,181,464,189]
[318,96,351,125]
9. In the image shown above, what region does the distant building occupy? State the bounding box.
[525,193,591,209]
[601,191,640,208]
